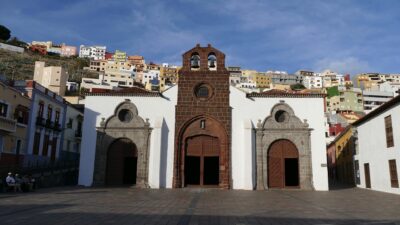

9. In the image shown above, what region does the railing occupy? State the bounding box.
[0,116,17,133]
[36,117,62,131]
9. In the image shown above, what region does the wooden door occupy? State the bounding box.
[185,135,219,186]
[268,140,299,188]
[364,163,371,188]
[106,139,137,186]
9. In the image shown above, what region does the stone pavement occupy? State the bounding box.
[0,187,399,225]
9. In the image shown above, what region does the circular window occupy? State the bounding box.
[275,110,288,123]
[195,85,210,98]
[118,109,133,123]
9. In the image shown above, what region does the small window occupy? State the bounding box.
[0,102,8,117]
[384,115,394,147]
[389,160,399,188]
[195,85,209,98]
[275,110,288,123]
[118,109,133,123]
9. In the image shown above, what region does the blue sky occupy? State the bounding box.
[1,0,400,75]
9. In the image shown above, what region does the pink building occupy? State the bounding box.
[61,45,77,57]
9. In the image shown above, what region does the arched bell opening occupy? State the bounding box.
[208,53,217,71]
[190,53,200,70]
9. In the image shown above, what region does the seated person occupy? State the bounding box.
[22,175,34,192]
[6,172,21,192]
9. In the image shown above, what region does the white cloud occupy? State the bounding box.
[314,57,372,75]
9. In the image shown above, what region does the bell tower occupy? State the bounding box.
[173,44,231,189]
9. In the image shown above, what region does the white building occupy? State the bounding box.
[78,45,329,191]
[362,89,393,114]
[303,76,323,89]
[62,104,83,161]
[79,45,106,60]
[142,70,160,86]
[13,81,67,165]
[353,94,400,194]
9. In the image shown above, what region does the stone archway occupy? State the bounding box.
[93,99,152,187]
[255,101,313,190]
[268,139,299,188]
[174,116,229,188]
[106,138,138,186]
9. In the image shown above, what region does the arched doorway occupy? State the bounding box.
[268,139,299,188]
[106,138,138,186]
[184,135,220,186]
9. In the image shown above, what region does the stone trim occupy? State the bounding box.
[255,102,314,190]
[93,99,152,187]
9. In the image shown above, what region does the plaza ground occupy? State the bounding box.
[0,187,399,225]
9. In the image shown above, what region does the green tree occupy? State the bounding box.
[7,37,28,48]
[290,83,306,90]
[0,25,11,41]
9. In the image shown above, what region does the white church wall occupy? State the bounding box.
[230,87,329,191]
[78,86,177,187]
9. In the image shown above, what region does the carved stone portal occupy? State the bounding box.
[255,102,313,190]
[93,100,152,187]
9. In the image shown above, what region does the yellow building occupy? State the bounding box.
[0,81,31,167]
[34,61,68,96]
[113,50,127,62]
[329,126,355,185]
[255,72,271,88]
[160,64,179,84]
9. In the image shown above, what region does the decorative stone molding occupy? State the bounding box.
[255,102,314,190]
[93,100,152,187]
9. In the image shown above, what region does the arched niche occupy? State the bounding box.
[254,102,313,190]
[93,99,152,187]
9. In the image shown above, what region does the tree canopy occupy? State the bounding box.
[0,25,11,41]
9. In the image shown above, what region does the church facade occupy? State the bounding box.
[78,44,329,191]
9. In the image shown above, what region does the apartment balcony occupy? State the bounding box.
[36,116,46,126]
[0,116,17,133]
[36,117,62,131]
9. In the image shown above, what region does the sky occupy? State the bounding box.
[1,0,400,75]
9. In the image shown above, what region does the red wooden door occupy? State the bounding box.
[268,140,299,188]
[185,135,219,186]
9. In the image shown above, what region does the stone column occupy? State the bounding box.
[255,120,265,190]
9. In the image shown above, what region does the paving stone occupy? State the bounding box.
[0,187,399,225]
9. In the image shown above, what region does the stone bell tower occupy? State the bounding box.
[173,44,231,189]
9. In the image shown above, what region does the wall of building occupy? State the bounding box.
[78,86,178,188]
[230,87,329,191]
[355,104,400,194]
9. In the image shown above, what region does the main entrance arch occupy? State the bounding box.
[268,139,299,188]
[106,138,138,185]
[174,116,229,188]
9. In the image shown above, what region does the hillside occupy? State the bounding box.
[0,49,98,82]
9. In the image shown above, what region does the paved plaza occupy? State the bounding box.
[0,187,399,225]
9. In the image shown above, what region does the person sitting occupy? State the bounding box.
[6,172,22,192]
[22,175,34,192]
